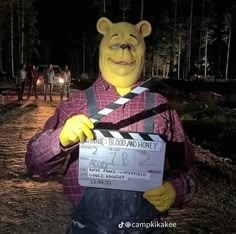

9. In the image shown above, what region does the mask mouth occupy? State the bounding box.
[110,58,135,66]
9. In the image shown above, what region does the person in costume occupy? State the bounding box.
[25,17,197,234]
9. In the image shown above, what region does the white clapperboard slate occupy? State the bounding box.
[78,78,166,191]
[79,129,166,192]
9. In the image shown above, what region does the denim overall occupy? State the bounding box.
[67,88,166,234]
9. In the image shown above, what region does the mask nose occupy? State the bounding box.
[120,44,128,49]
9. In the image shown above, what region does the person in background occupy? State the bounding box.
[16,63,27,101]
[44,64,55,101]
[27,64,39,99]
[60,65,71,101]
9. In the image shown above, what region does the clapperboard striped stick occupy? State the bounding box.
[92,129,164,143]
[90,78,153,124]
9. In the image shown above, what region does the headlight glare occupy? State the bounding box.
[59,78,64,84]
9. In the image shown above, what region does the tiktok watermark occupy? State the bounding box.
[118,220,177,229]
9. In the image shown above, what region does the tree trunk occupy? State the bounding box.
[156,57,159,77]
[103,0,106,13]
[17,0,21,65]
[140,0,144,20]
[225,26,231,80]
[75,49,80,77]
[204,29,208,79]
[169,0,177,79]
[218,46,221,77]
[177,33,181,80]
[151,47,154,76]
[20,0,24,64]
[82,32,86,73]
[10,1,14,78]
[0,39,2,72]
[188,0,193,80]
[197,0,205,80]
[122,0,125,21]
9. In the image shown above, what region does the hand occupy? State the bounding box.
[143,181,176,212]
[59,114,94,147]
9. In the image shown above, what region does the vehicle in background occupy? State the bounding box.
[73,72,96,90]
[36,65,64,93]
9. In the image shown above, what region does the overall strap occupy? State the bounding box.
[85,87,98,116]
[144,92,155,133]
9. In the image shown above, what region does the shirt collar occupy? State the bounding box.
[95,74,145,93]
[94,75,111,91]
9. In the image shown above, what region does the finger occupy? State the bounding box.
[143,186,167,198]
[70,124,91,142]
[145,198,170,211]
[65,128,84,144]
[77,121,94,140]
[155,204,169,212]
[77,130,85,143]
[67,131,80,142]
[76,114,94,129]
[68,119,93,140]
[145,196,169,204]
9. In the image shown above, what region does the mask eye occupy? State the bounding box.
[127,43,135,50]
[110,44,120,49]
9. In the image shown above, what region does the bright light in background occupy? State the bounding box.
[59,78,64,84]
[36,79,41,86]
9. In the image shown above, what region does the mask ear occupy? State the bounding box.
[136,20,152,37]
[97,17,113,35]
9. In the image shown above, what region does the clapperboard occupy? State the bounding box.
[79,78,167,191]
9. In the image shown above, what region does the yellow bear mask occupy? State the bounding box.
[97,17,152,96]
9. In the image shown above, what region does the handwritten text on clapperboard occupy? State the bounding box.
[79,132,166,192]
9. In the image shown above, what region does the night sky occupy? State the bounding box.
[34,0,236,77]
